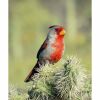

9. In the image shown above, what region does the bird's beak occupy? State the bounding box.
[60,29,65,36]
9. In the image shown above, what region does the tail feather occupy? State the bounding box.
[24,62,40,82]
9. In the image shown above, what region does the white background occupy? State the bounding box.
[92,0,100,100]
[0,0,8,99]
[0,0,100,99]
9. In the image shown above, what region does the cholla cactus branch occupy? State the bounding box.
[9,56,91,100]
[27,56,91,100]
[9,84,28,100]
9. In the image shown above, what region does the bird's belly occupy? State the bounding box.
[39,43,64,63]
[49,36,64,63]
[50,47,64,63]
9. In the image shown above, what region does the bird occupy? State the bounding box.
[24,25,65,82]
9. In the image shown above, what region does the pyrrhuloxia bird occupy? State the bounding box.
[24,25,65,82]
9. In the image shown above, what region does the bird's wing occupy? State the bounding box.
[37,40,47,59]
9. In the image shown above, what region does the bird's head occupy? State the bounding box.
[48,25,65,39]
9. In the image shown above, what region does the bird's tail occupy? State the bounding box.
[24,61,40,82]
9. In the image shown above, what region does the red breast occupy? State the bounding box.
[50,30,65,63]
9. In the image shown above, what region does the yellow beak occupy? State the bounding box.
[60,29,65,35]
[60,29,65,36]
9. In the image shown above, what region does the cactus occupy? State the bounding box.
[9,56,91,100]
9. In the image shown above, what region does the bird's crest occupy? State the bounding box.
[49,25,63,29]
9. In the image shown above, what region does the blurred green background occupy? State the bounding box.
[9,0,91,88]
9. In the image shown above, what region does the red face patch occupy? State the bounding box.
[55,27,64,34]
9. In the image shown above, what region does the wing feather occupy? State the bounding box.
[37,40,47,59]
